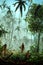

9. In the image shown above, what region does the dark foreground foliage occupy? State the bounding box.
[0,53,43,65]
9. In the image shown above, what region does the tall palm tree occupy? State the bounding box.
[13,0,27,16]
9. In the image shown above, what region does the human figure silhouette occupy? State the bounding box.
[2,44,7,57]
[20,43,24,53]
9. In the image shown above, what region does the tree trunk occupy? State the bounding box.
[37,32,40,53]
[10,21,14,49]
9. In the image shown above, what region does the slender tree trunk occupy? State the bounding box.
[31,33,32,44]
[37,32,40,53]
[8,21,14,50]
[7,22,12,49]
[34,34,38,45]
[10,21,14,49]
[18,19,20,44]
[11,22,13,42]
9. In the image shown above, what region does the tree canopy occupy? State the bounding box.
[25,4,43,33]
[13,0,27,17]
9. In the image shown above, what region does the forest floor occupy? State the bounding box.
[0,58,43,65]
[0,53,43,65]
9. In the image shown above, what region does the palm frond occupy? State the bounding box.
[2,0,6,8]
[15,4,20,11]
[23,4,26,11]
[13,0,27,17]
[13,2,19,6]
[0,5,2,8]
[20,5,22,16]
[23,1,28,5]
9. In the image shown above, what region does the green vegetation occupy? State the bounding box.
[25,4,43,53]
[0,0,43,65]
[0,50,43,64]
